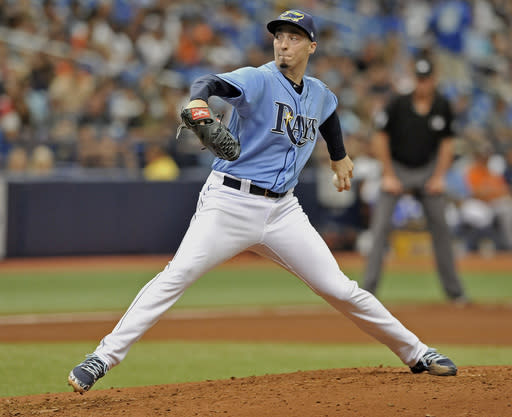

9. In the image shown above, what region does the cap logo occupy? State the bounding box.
[279,10,305,22]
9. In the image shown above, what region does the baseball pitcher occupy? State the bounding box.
[68,9,457,394]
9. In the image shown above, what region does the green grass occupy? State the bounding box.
[0,268,319,315]
[367,270,512,303]
[1,263,511,397]
[0,267,511,315]
[1,342,511,397]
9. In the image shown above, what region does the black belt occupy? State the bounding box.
[222,176,287,198]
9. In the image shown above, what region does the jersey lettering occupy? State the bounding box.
[271,101,318,147]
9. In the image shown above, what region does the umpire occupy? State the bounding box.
[362,57,468,303]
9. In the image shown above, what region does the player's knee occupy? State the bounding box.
[160,264,201,290]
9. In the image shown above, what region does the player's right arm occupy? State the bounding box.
[319,110,353,192]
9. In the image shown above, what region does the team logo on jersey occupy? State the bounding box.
[271,101,318,147]
[279,10,305,22]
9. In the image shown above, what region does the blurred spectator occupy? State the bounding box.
[175,15,213,68]
[109,85,144,129]
[6,146,28,174]
[0,169,5,260]
[488,92,512,152]
[505,148,512,187]
[75,124,96,167]
[91,131,138,171]
[49,61,96,115]
[29,144,54,176]
[427,0,473,89]
[49,117,77,163]
[0,1,510,176]
[464,140,512,249]
[106,22,137,77]
[143,143,179,181]
[78,79,114,127]
[76,124,138,169]
[136,14,174,70]
[0,0,509,254]
[0,110,22,152]
[97,133,119,168]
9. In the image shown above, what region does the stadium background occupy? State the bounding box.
[0,0,511,258]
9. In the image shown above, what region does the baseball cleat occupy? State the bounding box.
[68,354,109,393]
[410,348,457,376]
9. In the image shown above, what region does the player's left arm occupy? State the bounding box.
[319,110,354,192]
[187,69,264,118]
[178,75,242,161]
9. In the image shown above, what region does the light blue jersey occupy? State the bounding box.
[213,61,337,193]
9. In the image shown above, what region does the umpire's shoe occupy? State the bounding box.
[410,348,457,376]
[68,354,109,393]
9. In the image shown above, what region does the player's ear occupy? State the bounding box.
[308,41,317,55]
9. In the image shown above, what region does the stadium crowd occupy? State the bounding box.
[0,0,511,252]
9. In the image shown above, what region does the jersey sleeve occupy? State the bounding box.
[321,89,338,125]
[216,67,266,117]
[190,74,241,102]
[319,110,346,161]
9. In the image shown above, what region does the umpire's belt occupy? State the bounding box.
[222,176,287,199]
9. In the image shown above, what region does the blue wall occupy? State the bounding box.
[6,177,321,257]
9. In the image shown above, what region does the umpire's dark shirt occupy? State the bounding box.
[375,91,454,167]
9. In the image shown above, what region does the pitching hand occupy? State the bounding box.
[331,155,354,192]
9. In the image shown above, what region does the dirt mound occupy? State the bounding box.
[2,366,510,417]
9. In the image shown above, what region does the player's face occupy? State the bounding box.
[273,24,316,71]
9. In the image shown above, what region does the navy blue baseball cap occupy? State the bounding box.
[267,10,317,42]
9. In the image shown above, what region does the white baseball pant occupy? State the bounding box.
[94,170,428,368]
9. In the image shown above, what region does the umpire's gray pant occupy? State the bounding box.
[362,159,466,299]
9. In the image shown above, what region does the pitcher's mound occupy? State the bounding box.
[2,366,511,417]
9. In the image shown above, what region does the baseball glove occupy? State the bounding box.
[177,107,241,161]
